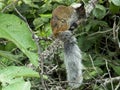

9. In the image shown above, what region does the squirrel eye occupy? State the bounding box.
[61,19,66,23]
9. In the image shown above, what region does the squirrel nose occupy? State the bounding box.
[69,22,78,31]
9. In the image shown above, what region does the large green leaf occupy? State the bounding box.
[0,66,39,85]
[2,78,31,90]
[0,13,38,66]
[0,66,39,77]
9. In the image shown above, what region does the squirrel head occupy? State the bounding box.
[50,5,78,37]
[50,4,85,38]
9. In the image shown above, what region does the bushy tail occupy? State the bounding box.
[64,39,83,88]
[59,31,83,88]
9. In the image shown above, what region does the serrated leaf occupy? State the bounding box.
[0,13,38,66]
[0,66,39,85]
[2,79,31,90]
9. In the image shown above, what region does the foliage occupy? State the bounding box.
[0,0,120,90]
[0,66,39,90]
[0,13,38,66]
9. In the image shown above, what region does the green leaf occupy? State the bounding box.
[0,13,38,66]
[78,35,96,51]
[39,14,52,18]
[2,78,31,90]
[110,64,120,75]
[85,20,108,31]
[33,18,45,29]
[4,42,16,51]
[23,0,32,5]
[109,3,120,14]
[111,0,120,6]
[92,4,106,19]
[83,54,105,67]
[0,50,19,62]
[0,2,5,10]
[93,57,105,66]
[23,0,39,8]
[0,66,39,87]
[84,67,103,80]
[0,66,39,79]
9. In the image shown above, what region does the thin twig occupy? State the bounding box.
[40,39,63,61]
[115,81,120,90]
[88,29,113,37]
[89,54,107,90]
[113,18,120,48]
[1,0,19,13]
[98,76,120,85]
[104,59,114,90]
[47,65,58,74]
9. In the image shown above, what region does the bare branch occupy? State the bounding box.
[89,54,107,90]
[115,81,120,90]
[1,0,19,13]
[104,59,114,90]
[99,76,120,85]
[40,39,63,61]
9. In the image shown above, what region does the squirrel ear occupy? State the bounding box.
[71,3,86,19]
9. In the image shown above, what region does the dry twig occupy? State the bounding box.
[104,59,114,90]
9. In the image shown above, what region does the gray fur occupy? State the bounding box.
[59,31,83,88]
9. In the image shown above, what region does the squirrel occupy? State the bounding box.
[50,4,85,88]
